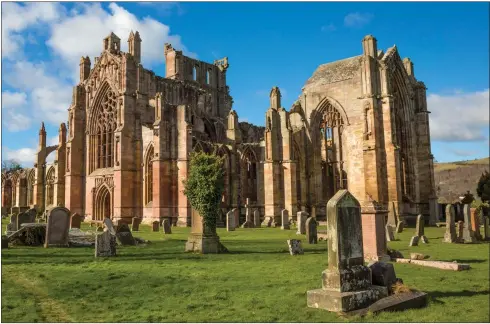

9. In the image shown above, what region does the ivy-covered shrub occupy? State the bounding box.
[183,152,224,232]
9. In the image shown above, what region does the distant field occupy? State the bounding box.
[434,157,489,172]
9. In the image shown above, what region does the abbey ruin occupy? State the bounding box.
[1,32,437,247]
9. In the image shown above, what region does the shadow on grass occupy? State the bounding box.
[440,259,488,264]
[429,289,489,302]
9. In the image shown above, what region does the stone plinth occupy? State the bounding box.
[185,208,227,254]
[361,202,390,262]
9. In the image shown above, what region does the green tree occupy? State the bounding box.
[476,170,490,203]
[183,152,224,231]
[1,159,22,172]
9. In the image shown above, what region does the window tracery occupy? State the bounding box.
[95,89,117,169]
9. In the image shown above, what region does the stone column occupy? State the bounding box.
[185,208,227,253]
[176,105,192,227]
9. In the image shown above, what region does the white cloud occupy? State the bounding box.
[3,111,31,132]
[2,147,37,166]
[344,12,373,28]
[321,23,336,32]
[428,89,489,142]
[1,91,28,109]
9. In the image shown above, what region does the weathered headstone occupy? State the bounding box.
[44,207,71,248]
[368,262,398,294]
[6,214,18,233]
[306,217,318,244]
[409,215,428,246]
[443,205,457,243]
[95,230,116,257]
[131,217,142,231]
[152,221,159,232]
[253,209,261,228]
[296,211,308,235]
[470,208,483,241]
[115,223,136,245]
[226,210,235,232]
[241,204,254,228]
[26,208,37,222]
[483,216,490,240]
[281,209,290,230]
[395,221,404,233]
[17,211,35,229]
[306,190,388,312]
[457,221,464,242]
[287,239,304,255]
[162,219,172,234]
[385,224,395,242]
[233,208,240,228]
[462,204,477,243]
[103,217,116,235]
[185,208,227,253]
[70,213,83,229]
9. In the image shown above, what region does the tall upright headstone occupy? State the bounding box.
[44,207,71,248]
[152,221,159,232]
[470,208,482,241]
[162,219,172,234]
[241,203,254,228]
[306,190,387,312]
[385,224,395,242]
[395,221,404,234]
[462,204,477,243]
[226,210,235,232]
[70,213,83,229]
[95,230,116,257]
[6,214,18,233]
[483,216,490,240]
[253,209,261,228]
[233,208,240,228]
[296,211,308,235]
[305,217,318,244]
[457,221,464,243]
[409,214,428,246]
[131,217,142,231]
[443,205,457,243]
[281,209,290,230]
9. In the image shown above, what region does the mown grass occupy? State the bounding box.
[1,220,489,322]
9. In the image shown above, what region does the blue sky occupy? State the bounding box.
[1,1,489,166]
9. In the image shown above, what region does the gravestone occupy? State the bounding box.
[103,217,116,235]
[296,211,308,235]
[385,224,395,242]
[185,208,227,253]
[483,216,489,240]
[70,213,83,229]
[233,208,240,228]
[17,211,35,229]
[2,235,8,249]
[287,239,304,255]
[462,204,477,243]
[457,221,464,242]
[470,208,483,241]
[152,221,159,232]
[162,219,172,234]
[281,209,290,230]
[305,217,318,244]
[115,223,136,245]
[396,221,404,234]
[131,217,142,231]
[409,215,428,246]
[443,205,457,243]
[6,214,18,233]
[226,210,235,232]
[44,207,71,248]
[26,208,37,222]
[241,205,254,228]
[253,209,261,228]
[95,230,116,257]
[306,190,388,312]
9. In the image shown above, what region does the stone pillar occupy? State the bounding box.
[306,189,388,312]
[443,205,457,243]
[185,208,227,254]
[360,201,390,262]
[470,208,483,241]
[428,197,438,226]
[176,105,192,227]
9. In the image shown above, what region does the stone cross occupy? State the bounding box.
[44,207,71,248]
[226,210,235,232]
[385,224,395,242]
[457,221,464,242]
[470,208,482,241]
[305,217,318,244]
[281,209,290,230]
[162,219,172,234]
[131,217,142,231]
[306,189,387,312]
[395,221,404,233]
[443,205,457,243]
[152,221,160,232]
[95,230,116,257]
[70,213,83,229]
[253,209,261,228]
[296,211,308,235]
[462,204,477,243]
[409,214,428,246]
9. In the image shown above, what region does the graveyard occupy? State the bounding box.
[2,218,489,323]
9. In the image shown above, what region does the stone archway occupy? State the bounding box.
[94,185,112,221]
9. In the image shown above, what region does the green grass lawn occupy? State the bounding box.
[1,220,489,323]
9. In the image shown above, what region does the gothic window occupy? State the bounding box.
[46,168,55,206]
[206,70,211,85]
[95,89,117,169]
[27,172,35,205]
[192,66,197,81]
[144,145,154,205]
[241,148,257,203]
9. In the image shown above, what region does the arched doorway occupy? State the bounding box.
[95,185,112,221]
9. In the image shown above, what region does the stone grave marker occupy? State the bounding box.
[185,208,227,253]
[443,205,457,243]
[233,208,240,228]
[103,217,116,235]
[162,219,172,234]
[457,221,464,242]
[287,239,304,255]
[44,207,71,248]
[483,216,489,240]
[115,223,136,245]
[253,209,261,228]
[95,230,116,257]
[131,217,142,231]
[17,211,35,229]
[152,221,159,232]
[6,214,18,233]
[462,204,477,243]
[281,209,290,230]
[70,213,83,229]
[241,205,254,228]
[385,224,395,242]
[306,217,318,244]
[409,215,428,246]
[296,211,308,235]
[306,190,388,312]
[395,221,404,233]
[26,208,37,222]
[470,208,483,241]
[226,210,235,232]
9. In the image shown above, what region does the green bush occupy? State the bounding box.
[183,152,224,231]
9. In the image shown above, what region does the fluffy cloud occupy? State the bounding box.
[2,147,37,166]
[428,89,489,142]
[344,12,374,28]
[2,91,28,108]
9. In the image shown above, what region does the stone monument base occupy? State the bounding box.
[185,234,228,254]
[307,285,388,313]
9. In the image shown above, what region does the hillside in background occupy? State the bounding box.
[434,157,489,203]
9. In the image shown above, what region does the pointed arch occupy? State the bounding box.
[46,166,55,206]
[26,169,35,206]
[239,145,258,204]
[94,183,112,221]
[216,145,231,206]
[144,143,155,205]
